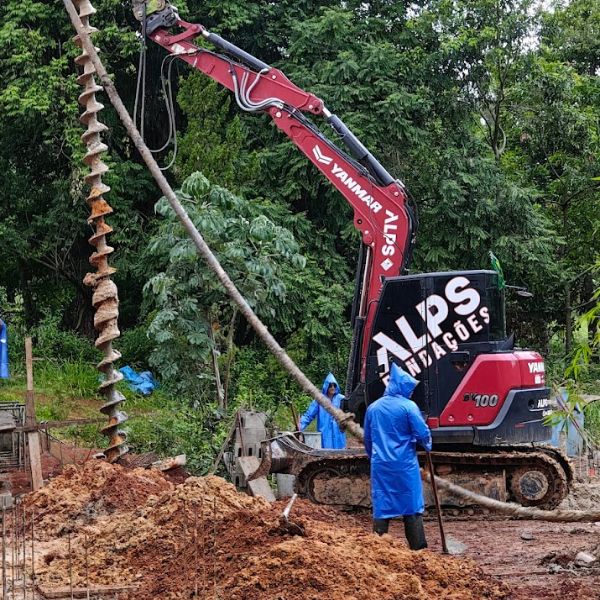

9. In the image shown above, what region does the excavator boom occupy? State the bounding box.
[133,0,416,391]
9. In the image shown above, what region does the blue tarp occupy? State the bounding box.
[0,320,8,379]
[119,365,157,395]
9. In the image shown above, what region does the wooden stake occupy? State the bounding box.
[24,338,43,491]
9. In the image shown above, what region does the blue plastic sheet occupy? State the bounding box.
[0,320,8,379]
[119,365,157,395]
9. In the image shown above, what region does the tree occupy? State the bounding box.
[144,172,307,407]
[0,0,157,334]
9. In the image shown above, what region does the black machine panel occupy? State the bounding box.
[361,270,510,418]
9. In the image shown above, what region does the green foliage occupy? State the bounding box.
[126,393,227,474]
[566,264,600,382]
[0,0,155,335]
[1,0,599,464]
[144,172,307,400]
[584,401,600,442]
[175,73,259,190]
[118,325,155,370]
[34,361,99,400]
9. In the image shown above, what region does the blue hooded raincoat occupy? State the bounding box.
[299,373,346,449]
[0,320,8,379]
[364,363,432,519]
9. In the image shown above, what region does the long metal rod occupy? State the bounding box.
[212,498,217,599]
[193,503,199,599]
[30,510,35,592]
[426,452,448,554]
[11,505,15,600]
[85,533,90,600]
[68,530,73,600]
[21,506,25,600]
[2,505,6,599]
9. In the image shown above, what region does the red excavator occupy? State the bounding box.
[132,1,571,509]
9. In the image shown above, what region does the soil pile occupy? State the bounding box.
[32,464,509,600]
[24,460,173,538]
[559,481,600,511]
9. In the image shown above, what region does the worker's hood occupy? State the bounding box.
[384,363,418,399]
[322,372,340,396]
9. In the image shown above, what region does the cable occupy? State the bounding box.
[132,4,146,136]
[133,4,178,170]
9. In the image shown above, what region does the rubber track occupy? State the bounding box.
[296,446,571,510]
[428,447,570,510]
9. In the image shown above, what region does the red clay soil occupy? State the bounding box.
[23,460,173,538]
[30,465,508,600]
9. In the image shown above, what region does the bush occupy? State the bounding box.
[31,315,99,364]
[118,325,155,370]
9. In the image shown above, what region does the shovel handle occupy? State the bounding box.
[282,493,298,522]
[427,452,449,554]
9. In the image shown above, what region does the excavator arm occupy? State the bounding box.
[132,1,416,393]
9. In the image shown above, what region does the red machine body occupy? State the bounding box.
[439,351,545,427]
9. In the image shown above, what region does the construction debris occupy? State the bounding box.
[25,462,508,599]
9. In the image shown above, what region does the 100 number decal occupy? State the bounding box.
[463,393,499,407]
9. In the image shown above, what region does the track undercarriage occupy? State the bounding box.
[252,434,573,511]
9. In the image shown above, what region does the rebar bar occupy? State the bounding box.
[212,498,217,600]
[2,505,6,599]
[71,0,128,462]
[193,503,198,599]
[11,505,15,600]
[21,506,25,600]
[15,504,18,599]
[30,510,34,592]
[85,533,90,600]
[68,530,73,600]
[200,497,205,594]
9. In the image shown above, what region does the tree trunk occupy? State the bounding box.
[208,322,225,410]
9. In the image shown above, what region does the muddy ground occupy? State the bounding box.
[3,459,600,599]
[348,481,600,600]
[426,519,600,599]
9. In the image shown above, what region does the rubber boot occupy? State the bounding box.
[373,518,390,535]
[403,514,427,550]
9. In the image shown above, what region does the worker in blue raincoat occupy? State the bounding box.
[364,363,432,550]
[299,373,346,449]
[0,318,8,379]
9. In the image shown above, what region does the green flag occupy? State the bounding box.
[489,252,506,290]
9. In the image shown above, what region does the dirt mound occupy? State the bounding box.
[221,521,508,600]
[24,460,173,538]
[31,464,508,600]
[559,481,600,511]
